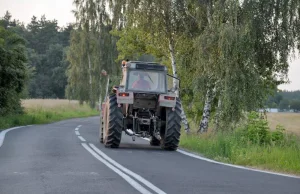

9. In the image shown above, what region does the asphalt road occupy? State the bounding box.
[0,116,299,194]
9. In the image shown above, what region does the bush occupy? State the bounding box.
[240,112,271,144]
[271,125,285,144]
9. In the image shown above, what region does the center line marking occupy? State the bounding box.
[89,144,166,194]
[82,143,152,194]
[78,136,86,142]
[75,131,80,136]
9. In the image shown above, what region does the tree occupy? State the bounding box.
[191,0,300,132]
[279,99,290,111]
[0,24,28,115]
[110,0,193,132]
[66,0,120,107]
[290,100,300,112]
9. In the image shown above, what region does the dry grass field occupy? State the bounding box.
[267,112,300,135]
[22,99,82,109]
[0,99,98,130]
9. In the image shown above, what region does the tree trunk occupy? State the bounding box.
[169,39,190,133]
[198,86,216,133]
[198,0,214,133]
[213,97,222,132]
[88,53,94,108]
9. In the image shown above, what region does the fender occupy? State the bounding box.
[159,93,176,108]
[116,91,134,104]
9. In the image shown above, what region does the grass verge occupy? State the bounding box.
[0,99,99,131]
[180,113,300,175]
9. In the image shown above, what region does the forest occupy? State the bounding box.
[1,0,300,133]
[266,90,300,111]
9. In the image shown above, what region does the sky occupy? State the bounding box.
[0,0,299,91]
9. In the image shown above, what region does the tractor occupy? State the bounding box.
[100,61,182,151]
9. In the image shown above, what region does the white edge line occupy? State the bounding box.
[89,143,166,194]
[0,126,24,148]
[75,131,80,136]
[78,136,86,142]
[141,137,300,179]
[81,143,152,194]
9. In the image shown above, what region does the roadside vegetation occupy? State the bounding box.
[0,99,98,131]
[1,0,300,175]
[180,112,300,175]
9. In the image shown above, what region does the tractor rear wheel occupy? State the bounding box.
[160,99,182,151]
[103,94,123,148]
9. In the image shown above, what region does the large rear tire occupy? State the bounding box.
[103,94,123,148]
[161,99,182,151]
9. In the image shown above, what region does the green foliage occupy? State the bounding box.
[290,100,300,112]
[237,112,286,145]
[242,112,271,144]
[265,90,300,109]
[271,125,285,144]
[0,23,28,115]
[279,99,290,110]
[110,0,300,131]
[66,0,120,107]
[1,12,73,99]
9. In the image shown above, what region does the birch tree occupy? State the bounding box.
[110,0,193,132]
[194,0,300,132]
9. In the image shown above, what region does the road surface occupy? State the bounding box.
[0,116,299,194]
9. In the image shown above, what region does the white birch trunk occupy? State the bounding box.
[198,86,216,133]
[169,40,190,133]
[214,97,222,132]
[198,0,215,133]
[88,53,94,107]
[88,53,92,85]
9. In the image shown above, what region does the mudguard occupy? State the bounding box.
[159,93,176,108]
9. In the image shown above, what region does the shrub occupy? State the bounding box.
[241,112,271,144]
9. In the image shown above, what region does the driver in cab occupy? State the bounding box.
[132,73,151,90]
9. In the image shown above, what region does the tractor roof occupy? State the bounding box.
[126,61,167,71]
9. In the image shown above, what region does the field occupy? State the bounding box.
[267,112,300,135]
[0,99,99,130]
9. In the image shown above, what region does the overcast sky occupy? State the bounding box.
[1,0,299,91]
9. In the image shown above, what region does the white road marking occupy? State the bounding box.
[75,128,79,131]
[89,144,166,194]
[81,143,152,194]
[78,136,86,142]
[0,127,24,147]
[141,137,300,179]
[177,149,300,179]
[77,125,82,128]
[75,131,80,136]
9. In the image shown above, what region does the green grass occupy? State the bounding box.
[180,131,300,175]
[0,99,99,131]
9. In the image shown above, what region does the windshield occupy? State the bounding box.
[127,70,166,93]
